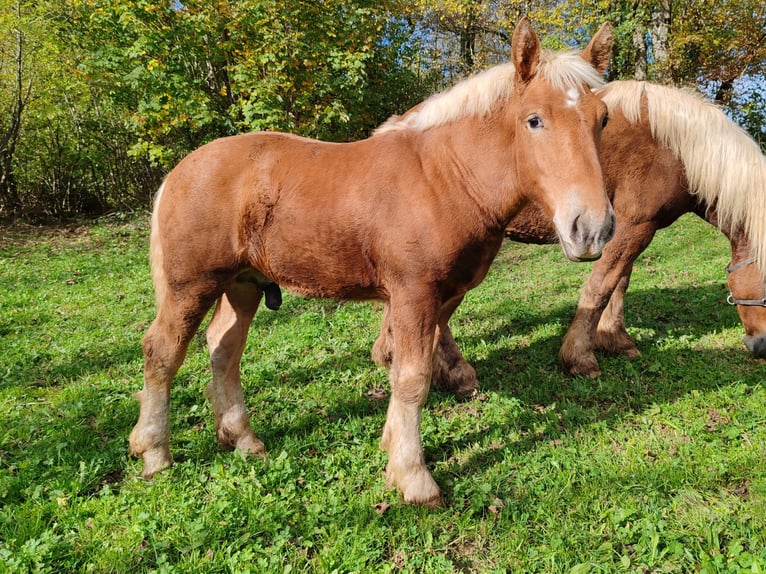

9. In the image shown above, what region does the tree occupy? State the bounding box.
[403,1,766,146]
[669,0,766,102]
[0,1,37,215]
[69,0,427,168]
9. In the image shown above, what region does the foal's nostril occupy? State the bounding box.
[571,214,582,242]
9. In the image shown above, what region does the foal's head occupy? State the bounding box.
[510,19,615,261]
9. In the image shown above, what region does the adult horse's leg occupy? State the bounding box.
[130,297,212,477]
[560,223,656,376]
[593,272,641,358]
[380,294,441,506]
[372,299,478,397]
[205,281,266,456]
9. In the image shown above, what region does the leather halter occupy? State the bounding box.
[726,258,766,307]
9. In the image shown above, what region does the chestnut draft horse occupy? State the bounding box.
[129,18,615,506]
[374,80,766,393]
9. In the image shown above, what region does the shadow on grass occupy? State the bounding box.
[3,280,761,506]
[421,281,762,501]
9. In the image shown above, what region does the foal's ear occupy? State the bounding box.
[512,16,541,85]
[581,22,613,74]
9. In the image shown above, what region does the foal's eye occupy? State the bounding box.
[527,115,544,130]
[601,114,609,128]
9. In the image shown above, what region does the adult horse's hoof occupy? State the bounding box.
[560,331,601,377]
[431,365,479,398]
[129,422,173,478]
[594,329,640,359]
[744,334,766,359]
[560,351,601,378]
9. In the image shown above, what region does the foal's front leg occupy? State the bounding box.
[380,297,441,506]
[593,272,641,359]
[432,296,478,397]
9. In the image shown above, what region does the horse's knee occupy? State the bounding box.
[390,365,431,406]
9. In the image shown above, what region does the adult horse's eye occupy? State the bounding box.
[527,115,544,130]
[602,114,609,128]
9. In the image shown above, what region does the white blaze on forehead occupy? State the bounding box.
[565,87,580,107]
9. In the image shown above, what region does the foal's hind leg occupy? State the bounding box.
[130,300,211,478]
[432,297,478,397]
[205,281,265,456]
[373,300,478,397]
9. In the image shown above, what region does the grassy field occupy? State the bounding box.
[1,213,764,573]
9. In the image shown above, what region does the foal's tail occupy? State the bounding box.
[149,182,168,310]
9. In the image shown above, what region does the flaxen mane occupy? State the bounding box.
[375,52,605,134]
[598,80,766,276]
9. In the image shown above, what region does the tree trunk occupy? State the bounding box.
[632,24,647,80]
[0,26,27,217]
[648,0,671,80]
[714,77,736,104]
[458,0,481,74]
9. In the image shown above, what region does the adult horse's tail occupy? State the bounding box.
[599,81,766,277]
[149,182,167,310]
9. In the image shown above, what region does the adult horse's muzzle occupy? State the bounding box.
[744,334,766,359]
[555,205,616,262]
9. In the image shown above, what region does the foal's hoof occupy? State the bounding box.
[136,447,173,479]
[623,347,641,360]
[234,434,266,457]
[385,466,442,507]
[432,361,478,398]
[432,373,478,399]
[403,479,442,508]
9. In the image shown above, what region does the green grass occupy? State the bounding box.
[1,213,764,573]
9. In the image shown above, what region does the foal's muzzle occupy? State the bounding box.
[556,206,616,262]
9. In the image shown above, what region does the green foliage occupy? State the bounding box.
[1,213,765,571]
[0,0,163,220]
[70,0,427,166]
[3,1,766,219]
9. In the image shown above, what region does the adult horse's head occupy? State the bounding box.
[717,215,766,359]
[510,18,615,261]
[727,258,766,359]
